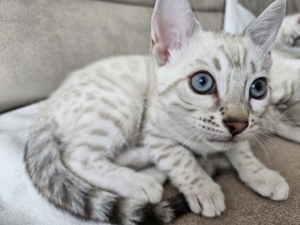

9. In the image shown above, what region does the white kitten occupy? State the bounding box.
[270,14,300,109]
[24,0,289,225]
[260,14,300,144]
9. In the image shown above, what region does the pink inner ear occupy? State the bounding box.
[151,0,201,67]
[152,41,182,67]
[152,19,186,66]
[152,43,170,66]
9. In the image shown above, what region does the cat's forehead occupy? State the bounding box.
[211,32,244,48]
[160,31,265,95]
[185,31,263,77]
[167,31,266,98]
[201,32,253,64]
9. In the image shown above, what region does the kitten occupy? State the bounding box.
[263,14,300,143]
[270,13,300,110]
[24,0,289,225]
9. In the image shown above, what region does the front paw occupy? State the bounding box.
[120,174,163,204]
[184,181,225,217]
[240,169,289,201]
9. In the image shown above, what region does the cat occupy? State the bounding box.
[24,0,289,224]
[263,13,300,143]
[270,13,300,110]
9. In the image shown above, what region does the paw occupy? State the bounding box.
[120,173,163,204]
[240,169,289,201]
[184,181,225,217]
[139,167,167,185]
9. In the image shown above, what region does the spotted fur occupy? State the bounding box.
[263,13,300,143]
[25,0,290,224]
[270,13,300,109]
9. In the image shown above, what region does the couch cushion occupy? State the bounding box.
[0,0,224,113]
[103,0,225,12]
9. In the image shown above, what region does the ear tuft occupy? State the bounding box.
[151,0,201,66]
[246,0,286,68]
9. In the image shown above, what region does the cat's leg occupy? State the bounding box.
[113,146,151,169]
[114,147,230,185]
[64,144,163,204]
[225,141,289,200]
[198,154,232,178]
[139,167,167,185]
[145,134,225,217]
[113,146,167,184]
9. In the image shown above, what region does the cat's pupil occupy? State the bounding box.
[253,82,261,91]
[199,77,207,86]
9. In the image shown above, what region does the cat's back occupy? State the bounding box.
[48,54,153,102]
[58,55,152,93]
[43,55,153,131]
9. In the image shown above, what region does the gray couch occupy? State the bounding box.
[0,0,225,113]
[1,0,300,224]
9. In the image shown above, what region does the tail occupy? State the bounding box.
[24,124,190,225]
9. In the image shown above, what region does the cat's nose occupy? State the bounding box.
[223,121,248,136]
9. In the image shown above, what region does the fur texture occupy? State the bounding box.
[263,13,300,143]
[24,0,292,224]
[271,14,300,109]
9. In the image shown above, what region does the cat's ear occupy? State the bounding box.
[246,0,286,68]
[151,0,201,66]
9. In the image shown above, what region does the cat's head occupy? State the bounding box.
[276,13,300,47]
[151,0,286,151]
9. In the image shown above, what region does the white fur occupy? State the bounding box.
[270,14,300,109]
[25,0,291,222]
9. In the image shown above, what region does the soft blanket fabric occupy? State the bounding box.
[0,102,103,225]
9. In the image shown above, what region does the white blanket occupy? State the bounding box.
[0,102,102,225]
[0,1,257,224]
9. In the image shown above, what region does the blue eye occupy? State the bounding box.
[250,78,267,99]
[190,72,215,94]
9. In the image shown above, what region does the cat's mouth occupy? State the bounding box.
[206,138,237,145]
[207,138,235,143]
[205,138,237,150]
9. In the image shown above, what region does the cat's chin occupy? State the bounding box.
[205,139,237,151]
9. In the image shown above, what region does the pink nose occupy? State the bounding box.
[223,121,248,136]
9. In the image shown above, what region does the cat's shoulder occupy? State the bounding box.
[85,55,151,70]
[64,54,152,82]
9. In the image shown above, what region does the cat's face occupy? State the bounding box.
[151,0,285,151]
[156,32,270,150]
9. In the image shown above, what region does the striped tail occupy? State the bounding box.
[24,124,190,225]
